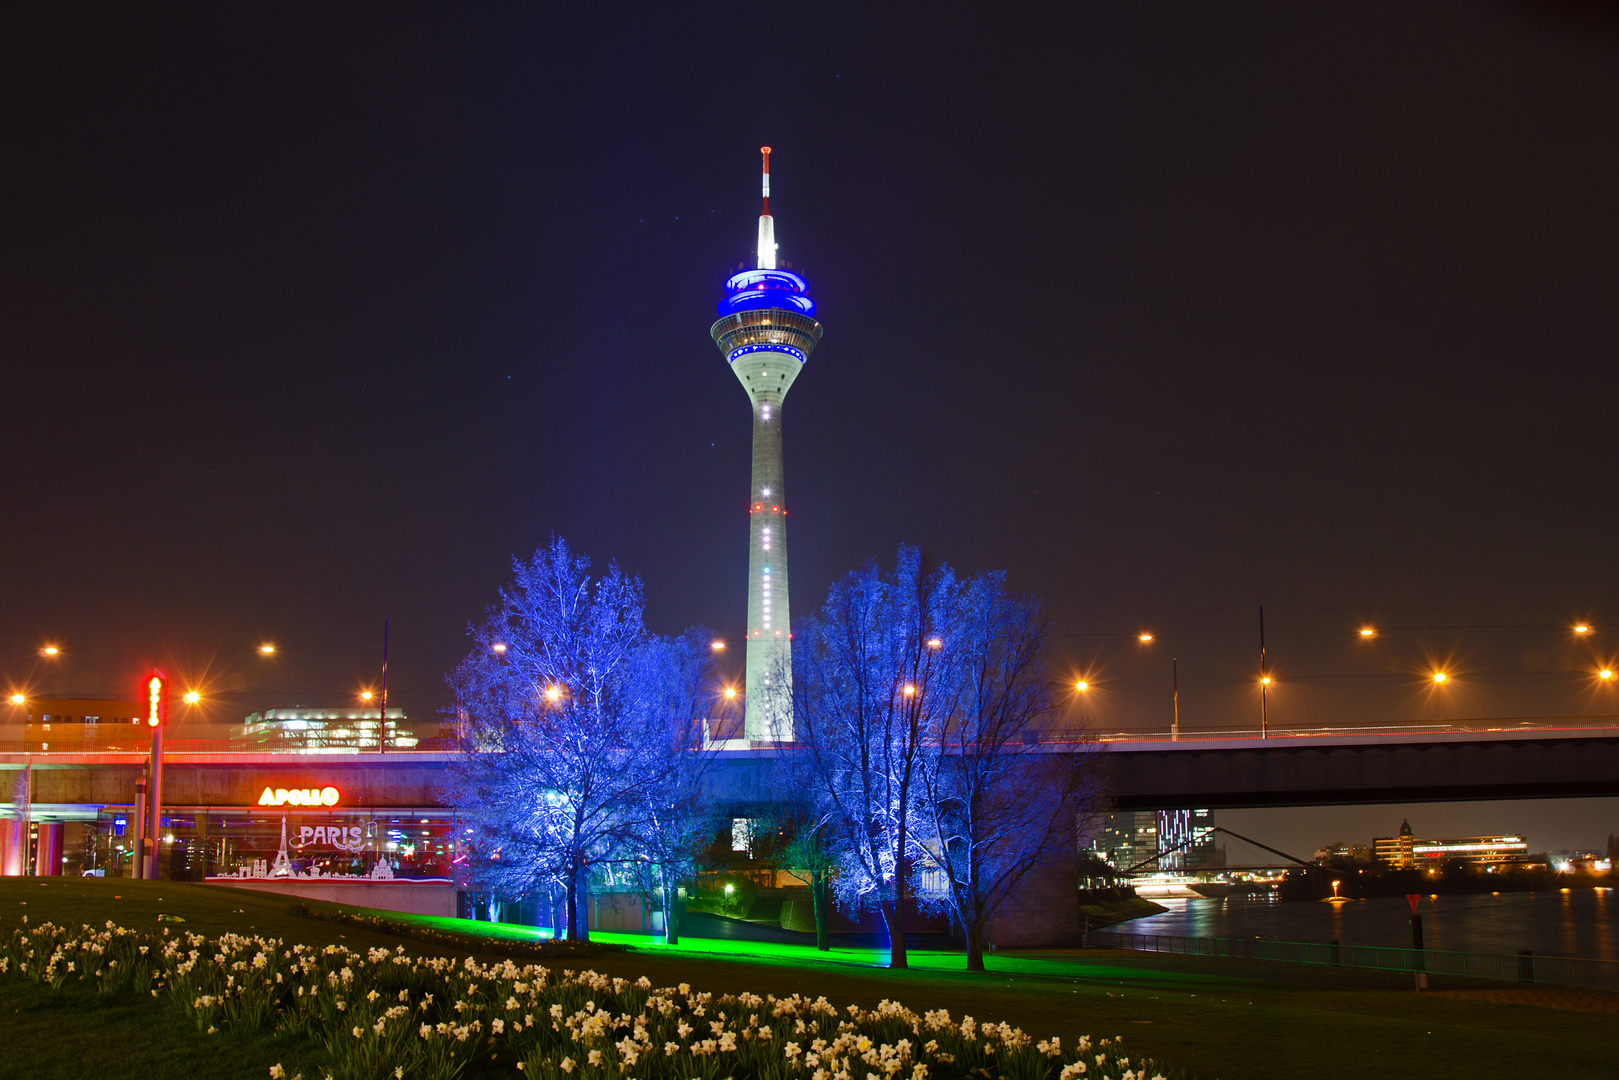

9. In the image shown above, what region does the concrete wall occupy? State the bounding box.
[983,854,1081,949]
[206,878,457,918]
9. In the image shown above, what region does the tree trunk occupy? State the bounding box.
[811,871,831,952]
[882,899,908,969]
[565,869,579,940]
[575,865,591,942]
[964,919,985,971]
[661,869,679,945]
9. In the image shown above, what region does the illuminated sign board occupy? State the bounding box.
[296,824,369,851]
[257,786,341,807]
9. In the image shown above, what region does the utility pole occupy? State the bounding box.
[1172,657,1180,741]
[379,618,389,754]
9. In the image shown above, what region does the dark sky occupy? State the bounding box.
[3,5,1617,851]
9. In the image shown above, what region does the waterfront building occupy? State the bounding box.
[709,147,824,743]
[1374,819,1528,868]
[1314,842,1373,866]
[1090,809,1216,873]
[1373,819,1417,869]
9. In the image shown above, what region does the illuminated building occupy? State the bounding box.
[1089,809,1217,873]
[709,147,824,743]
[1374,818,1528,868]
[1314,842,1373,866]
[237,708,418,753]
[1372,819,1416,869]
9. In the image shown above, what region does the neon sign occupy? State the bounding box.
[296,823,370,851]
[257,786,340,807]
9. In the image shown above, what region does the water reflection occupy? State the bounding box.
[1114,888,1619,961]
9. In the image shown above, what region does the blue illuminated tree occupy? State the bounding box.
[791,546,960,969]
[912,572,1107,970]
[444,536,712,940]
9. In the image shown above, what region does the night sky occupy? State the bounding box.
[3,5,1616,852]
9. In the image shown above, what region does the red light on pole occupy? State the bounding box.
[146,671,167,727]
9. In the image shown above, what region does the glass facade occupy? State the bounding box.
[81,806,457,881]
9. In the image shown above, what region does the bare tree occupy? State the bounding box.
[444,536,663,940]
[913,572,1108,969]
[792,546,957,969]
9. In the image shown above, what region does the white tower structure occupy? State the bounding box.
[710,147,824,742]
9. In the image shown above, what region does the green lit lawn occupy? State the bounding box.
[4,878,1618,1080]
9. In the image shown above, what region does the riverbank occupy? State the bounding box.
[1079,886,1169,928]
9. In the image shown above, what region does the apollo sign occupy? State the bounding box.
[257,786,341,807]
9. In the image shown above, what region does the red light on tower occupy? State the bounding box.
[146,671,168,728]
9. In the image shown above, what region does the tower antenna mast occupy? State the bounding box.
[757,146,775,269]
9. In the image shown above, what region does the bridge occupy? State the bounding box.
[4,719,1619,815]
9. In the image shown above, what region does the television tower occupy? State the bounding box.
[710,147,824,742]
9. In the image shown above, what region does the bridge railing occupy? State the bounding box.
[1085,929,1619,991]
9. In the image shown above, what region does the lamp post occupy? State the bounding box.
[1172,657,1180,742]
[1259,606,1268,740]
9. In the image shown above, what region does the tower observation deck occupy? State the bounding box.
[710,147,824,743]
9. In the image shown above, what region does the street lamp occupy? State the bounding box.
[182,690,200,705]
[1138,632,1154,643]
[1432,671,1448,684]
[41,645,59,656]
[8,694,23,706]
[258,644,276,655]
[710,640,726,652]
[1600,669,1614,681]
[723,686,737,700]
[544,685,563,704]
[1358,627,1376,638]
[1075,680,1088,692]
[491,643,507,655]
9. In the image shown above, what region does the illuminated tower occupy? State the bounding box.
[710,147,824,743]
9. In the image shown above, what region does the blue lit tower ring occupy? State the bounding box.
[709,148,824,743]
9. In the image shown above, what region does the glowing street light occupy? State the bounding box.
[360,691,374,701]
[1600,669,1614,681]
[41,645,59,656]
[491,643,507,655]
[1574,625,1591,634]
[182,690,200,705]
[1075,680,1089,692]
[1432,672,1448,684]
[259,644,276,655]
[1138,633,1154,643]
[926,638,942,649]
[723,686,738,700]
[710,640,726,651]
[8,694,23,705]
[902,684,917,697]
[1260,675,1273,686]
[543,685,563,704]
[1359,628,1376,638]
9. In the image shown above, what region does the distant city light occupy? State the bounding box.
[259,644,276,655]
[183,690,200,704]
[1075,680,1089,692]
[1359,628,1376,638]
[711,640,726,651]
[1260,676,1272,686]
[926,638,942,649]
[724,687,737,699]
[41,645,59,656]
[1432,672,1448,683]
[544,686,563,704]
[1138,633,1154,643]
[902,684,917,697]
[1574,625,1591,634]
[8,694,23,705]
[360,691,373,701]
[1601,670,1614,681]
[491,643,507,654]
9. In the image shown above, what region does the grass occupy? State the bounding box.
[4,876,1618,1079]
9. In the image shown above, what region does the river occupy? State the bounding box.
[1114,887,1619,961]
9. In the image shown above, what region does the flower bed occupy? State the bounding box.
[1,917,1185,1080]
